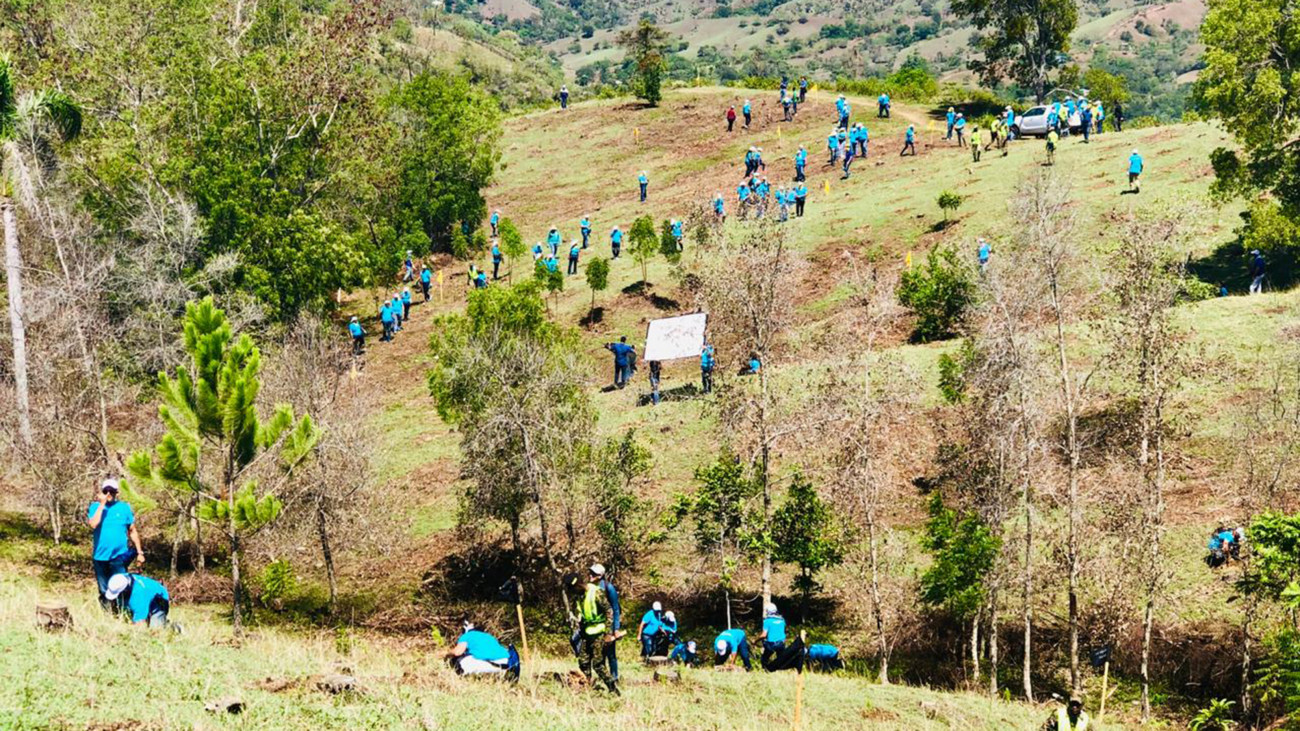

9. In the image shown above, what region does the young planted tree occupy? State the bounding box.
[952,0,1077,101]
[534,258,564,311]
[659,219,682,264]
[128,298,320,634]
[1,59,83,478]
[499,217,525,279]
[771,473,845,620]
[937,190,964,224]
[629,215,659,286]
[897,244,977,343]
[590,429,661,575]
[919,491,1000,682]
[617,20,670,107]
[584,256,610,317]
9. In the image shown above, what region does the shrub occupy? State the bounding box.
[897,244,976,342]
[937,190,964,222]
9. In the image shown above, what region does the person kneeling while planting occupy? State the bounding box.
[447,619,520,681]
[104,572,180,633]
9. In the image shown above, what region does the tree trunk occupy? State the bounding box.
[47,493,62,545]
[971,614,981,686]
[1021,466,1034,701]
[315,495,338,613]
[989,582,1000,696]
[171,501,186,579]
[192,503,205,572]
[1049,277,1083,695]
[230,507,243,635]
[867,500,890,684]
[1241,589,1255,722]
[758,362,773,608]
[4,197,34,452]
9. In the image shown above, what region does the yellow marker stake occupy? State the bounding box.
[634,127,640,140]
[823,180,830,194]
[777,125,782,139]
[906,251,913,269]
[437,269,444,302]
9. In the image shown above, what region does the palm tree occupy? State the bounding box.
[1,58,83,524]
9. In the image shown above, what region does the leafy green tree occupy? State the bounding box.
[534,259,564,311]
[629,215,659,285]
[591,430,662,574]
[618,20,671,106]
[952,0,1077,102]
[390,71,502,252]
[585,256,610,315]
[898,244,977,342]
[919,492,999,634]
[1083,67,1129,109]
[1197,0,1300,217]
[771,473,845,618]
[937,190,964,223]
[1,58,83,469]
[660,219,682,264]
[499,217,526,278]
[671,453,763,593]
[127,298,319,634]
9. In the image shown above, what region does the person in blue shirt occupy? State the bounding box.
[547,227,561,256]
[581,216,592,248]
[490,209,500,237]
[403,250,414,283]
[714,628,753,670]
[1094,100,1105,134]
[87,478,143,612]
[1005,107,1016,141]
[568,241,581,275]
[841,139,855,180]
[1250,249,1267,294]
[420,264,433,301]
[713,193,726,223]
[491,243,502,280]
[391,293,404,331]
[978,238,992,273]
[742,99,752,129]
[807,643,844,672]
[379,301,394,341]
[794,145,807,182]
[741,353,761,375]
[559,84,569,109]
[670,638,700,666]
[700,342,715,394]
[945,107,956,139]
[401,288,412,320]
[954,113,967,147]
[639,601,664,657]
[901,125,916,156]
[448,620,515,676]
[531,242,543,261]
[877,92,890,118]
[1080,103,1093,144]
[799,76,808,103]
[105,572,175,629]
[605,336,636,389]
[348,316,365,355]
[638,171,649,202]
[610,226,623,258]
[827,127,840,164]
[1207,524,1236,568]
[543,254,559,273]
[775,187,788,222]
[793,183,807,218]
[737,182,751,214]
[474,269,488,289]
[781,93,792,122]
[835,95,849,129]
[1128,149,1144,193]
[758,603,788,668]
[670,220,684,251]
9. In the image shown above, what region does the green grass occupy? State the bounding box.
[0,572,1055,730]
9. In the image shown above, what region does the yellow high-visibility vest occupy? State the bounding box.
[1057,708,1090,731]
[580,583,606,636]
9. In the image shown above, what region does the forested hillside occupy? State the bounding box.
[4,0,1300,729]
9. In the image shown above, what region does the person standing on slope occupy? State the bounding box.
[1128,148,1143,193]
[565,570,620,695]
[901,124,916,156]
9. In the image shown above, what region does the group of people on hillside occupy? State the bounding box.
[558,563,843,695]
[604,336,734,404]
[87,478,179,631]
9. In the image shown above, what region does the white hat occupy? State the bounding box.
[105,573,131,601]
[687,641,697,651]
[590,563,606,577]
[652,601,662,611]
[716,639,728,653]
[765,602,778,616]
[350,316,358,322]
[664,611,675,622]
[1132,148,1139,155]
[100,478,120,493]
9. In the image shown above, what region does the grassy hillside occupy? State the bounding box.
[0,571,1056,730]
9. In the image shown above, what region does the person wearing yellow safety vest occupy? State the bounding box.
[565,570,620,695]
[1041,697,1090,731]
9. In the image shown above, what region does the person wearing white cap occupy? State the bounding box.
[1128,148,1144,193]
[590,563,624,679]
[638,600,665,657]
[713,627,752,670]
[758,602,788,668]
[638,171,649,203]
[104,571,175,629]
[447,619,517,677]
[563,568,620,695]
[403,250,414,282]
[348,316,365,356]
[86,478,144,612]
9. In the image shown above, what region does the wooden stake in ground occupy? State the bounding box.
[515,580,531,666]
[437,269,444,303]
[1099,660,1109,718]
[792,630,807,730]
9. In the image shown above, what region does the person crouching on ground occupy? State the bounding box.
[104,572,179,632]
[448,619,518,679]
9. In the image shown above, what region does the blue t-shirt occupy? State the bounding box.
[569,246,580,259]
[701,346,715,369]
[348,322,363,337]
[490,212,499,225]
[714,197,725,213]
[640,609,661,636]
[955,118,966,129]
[458,630,509,662]
[947,111,955,125]
[979,243,991,262]
[421,268,432,283]
[611,230,623,244]
[402,291,411,304]
[1129,155,1144,174]
[906,128,915,142]
[743,103,751,114]
[123,573,169,623]
[609,342,635,367]
[763,616,787,643]
[795,185,807,198]
[581,219,591,232]
[716,628,746,652]
[548,231,561,247]
[87,501,134,561]
[492,246,501,262]
[737,185,750,201]
[672,222,683,238]
[638,174,648,185]
[808,644,839,660]
[380,304,393,323]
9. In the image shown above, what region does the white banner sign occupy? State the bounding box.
[643,313,708,362]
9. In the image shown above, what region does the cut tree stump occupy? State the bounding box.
[315,674,357,694]
[35,600,72,632]
[204,697,245,714]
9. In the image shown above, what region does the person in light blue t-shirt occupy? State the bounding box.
[348,316,365,356]
[807,643,844,672]
[448,620,517,677]
[105,572,176,630]
[87,479,143,612]
[639,602,664,657]
[758,603,788,667]
[714,628,753,670]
